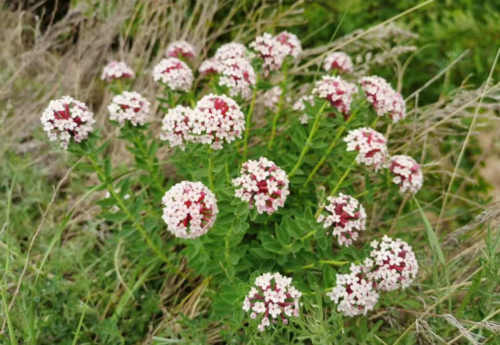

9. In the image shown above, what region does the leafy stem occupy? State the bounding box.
[267,64,288,149]
[242,80,258,161]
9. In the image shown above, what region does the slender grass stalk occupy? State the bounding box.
[288,101,328,178]
[304,109,359,186]
[242,82,258,161]
[267,64,288,149]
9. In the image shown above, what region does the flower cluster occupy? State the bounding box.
[161,181,218,239]
[367,236,419,291]
[108,91,151,126]
[242,272,302,332]
[214,42,249,61]
[317,193,367,246]
[327,260,379,317]
[152,57,193,92]
[160,105,194,149]
[388,155,423,194]
[41,96,95,149]
[360,76,406,123]
[323,52,354,74]
[312,76,357,117]
[218,57,256,100]
[165,40,196,59]
[344,127,389,170]
[250,31,301,74]
[233,157,289,215]
[191,94,245,149]
[101,61,135,81]
[292,94,315,124]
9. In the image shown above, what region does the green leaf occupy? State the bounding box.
[414,197,445,265]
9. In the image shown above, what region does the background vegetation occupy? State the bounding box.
[0,0,499,344]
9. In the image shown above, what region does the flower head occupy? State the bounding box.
[218,57,256,100]
[249,33,288,74]
[243,272,302,332]
[101,61,135,81]
[199,58,222,76]
[41,96,95,149]
[108,91,150,126]
[388,155,423,194]
[344,127,388,170]
[316,193,367,246]
[323,52,354,74]
[152,58,193,92]
[232,157,289,215]
[161,181,218,239]
[274,31,302,59]
[360,76,406,122]
[312,76,357,117]
[367,236,419,291]
[166,40,196,59]
[160,105,195,149]
[327,260,379,317]
[191,94,245,149]
[214,42,249,61]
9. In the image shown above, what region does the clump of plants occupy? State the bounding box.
[40,33,426,338]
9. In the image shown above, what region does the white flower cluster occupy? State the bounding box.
[108,91,151,126]
[161,181,218,239]
[232,157,290,215]
[388,155,423,194]
[191,94,246,149]
[160,105,194,149]
[166,40,196,59]
[312,75,357,116]
[344,127,389,170]
[323,52,354,74]
[368,236,419,291]
[101,61,135,81]
[41,96,95,149]
[152,57,193,92]
[199,43,256,100]
[327,260,379,317]
[292,94,315,124]
[250,31,301,74]
[317,193,367,246]
[218,57,256,100]
[360,76,406,122]
[242,272,302,332]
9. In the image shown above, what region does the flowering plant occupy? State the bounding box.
[40,31,426,340]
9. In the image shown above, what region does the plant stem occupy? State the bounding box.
[304,109,359,186]
[267,64,288,149]
[87,154,183,277]
[207,148,214,190]
[288,101,328,178]
[242,82,258,161]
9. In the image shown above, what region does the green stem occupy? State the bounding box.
[87,155,182,277]
[208,148,214,190]
[132,131,164,195]
[243,83,258,161]
[304,109,359,186]
[267,64,288,149]
[288,102,328,178]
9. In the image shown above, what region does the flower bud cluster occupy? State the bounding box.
[250,31,301,74]
[323,52,354,74]
[344,127,389,170]
[312,76,357,116]
[153,57,193,92]
[242,272,302,332]
[108,91,151,126]
[166,40,196,59]
[360,76,406,122]
[388,155,423,194]
[101,61,135,81]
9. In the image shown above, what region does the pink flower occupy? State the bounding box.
[274,31,302,59]
[312,76,357,117]
[250,33,288,74]
[388,155,423,194]
[166,40,196,59]
[101,61,135,81]
[214,42,249,61]
[191,94,245,149]
[327,260,379,317]
[161,181,218,239]
[360,76,406,122]
[323,52,354,74]
[41,96,95,149]
[218,57,256,100]
[367,236,419,291]
[152,57,193,92]
[199,58,222,76]
[316,193,367,246]
[108,91,150,126]
[160,105,195,150]
[242,272,302,332]
[344,127,388,170]
[292,94,315,124]
[232,157,289,215]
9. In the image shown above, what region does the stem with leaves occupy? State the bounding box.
[267,64,288,149]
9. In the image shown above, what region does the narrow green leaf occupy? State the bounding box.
[414,197,445,265]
